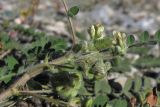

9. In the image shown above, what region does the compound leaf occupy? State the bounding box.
[68,6,79,17]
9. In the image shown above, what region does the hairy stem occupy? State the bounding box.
[0,54,72,101]
[19,91,70,106]
[128,41,157,48]
[19,90,52,94]
[62,0,77,47]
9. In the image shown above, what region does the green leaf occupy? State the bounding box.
[17,66,25,73]
[111,99,127,107]
[124,92,133,98]
[0,67,15,83]
[0,67,6,76]
[143,76,151,90]
[78,85,89,95]
[105,104,112,107]
[92,95,108,107]
[0,32,10,42]
[111,56,121,66]
[155,29,160,42]
[33,36,48,48]
[123,78,132,92]
[94,37,113,50]
[140,31,149,42]
[95,79,111,94]
[127,35,135,46]
[4,40,21,50]
[86,98,94,107]
[68,6,79,17]
[4,56,18,70]
[0,73,16,84]
[51,38,67,51]
[134,76,142,92]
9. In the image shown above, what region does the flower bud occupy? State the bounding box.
[115,46,122,55]
[112,31,127,55]
[94,24,104,39]
[88,25,96,39]
[88,24,105,40]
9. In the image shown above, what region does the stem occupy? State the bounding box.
[19,91,70,106]
[0,50,11,60]
[62,0,77,48]
[19,90,52,94]
[30,0,40,26]
[128,41,157,48]
[0,54,72,101]
[0,67,44,101]
[0,48,112,101]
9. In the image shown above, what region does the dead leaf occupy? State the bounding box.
[130,97,136,107]
[146,87,158,107]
